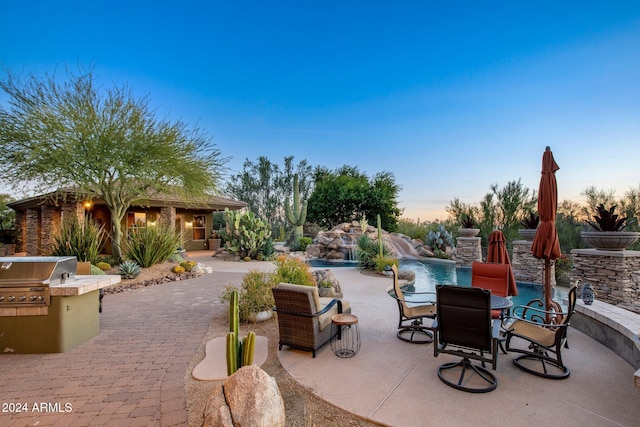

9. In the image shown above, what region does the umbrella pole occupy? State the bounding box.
[544,259,551,323]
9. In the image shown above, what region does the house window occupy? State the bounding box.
[127,212,147,229]
[193,214,206,240]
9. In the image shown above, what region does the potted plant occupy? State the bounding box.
[208,230,221,251]
[458,214,480,237]
[582,204,640,250]
[518,212,539,241]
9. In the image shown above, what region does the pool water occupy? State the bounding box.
[398,259,568,309]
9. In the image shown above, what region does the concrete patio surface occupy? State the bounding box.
[0,251,638,426]
[277,266,640,427]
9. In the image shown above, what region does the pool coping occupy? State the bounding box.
[569,298,640,385]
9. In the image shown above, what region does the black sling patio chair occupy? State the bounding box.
[433,285,500,393]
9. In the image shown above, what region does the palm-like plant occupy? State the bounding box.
[586,204,627,232]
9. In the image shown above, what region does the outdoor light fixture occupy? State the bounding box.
[186,221,193,227]
[83,201,93,210]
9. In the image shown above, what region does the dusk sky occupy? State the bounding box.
[2,1,639,221]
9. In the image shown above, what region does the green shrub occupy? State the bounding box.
[271,254,315,287]
[50,216,107,265]
[118,260,142,279]
[296,236,313,251]
[374,255,398,273]
[220,270,275,322]
[125,225,181,268]
[220,209,272,259]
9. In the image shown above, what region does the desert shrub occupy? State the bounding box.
[50,216,107,265]
[219,270,275,322]
[374,255,398,273]
[125,225,181,268]
[396,218,431,241]
[295,236,313,252]
[96,262,111,271]
[118,260,142,279]
[271,255,315,287]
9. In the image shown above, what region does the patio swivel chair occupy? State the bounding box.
[503,285,577,379]
[387,264,436,344]
[272,282,351,358]
[433,285,500,393]
[471,261,512,353]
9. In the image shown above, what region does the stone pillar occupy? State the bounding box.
[512,240,555,285]
[455,237,482,267]
[25,208,40,256]
[40,206,61,255]
[159,206,176,229]
[61,201,84,223]
[571,249,640,305]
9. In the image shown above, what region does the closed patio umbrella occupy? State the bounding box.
[531,146,562,319]
[486,230,518,296]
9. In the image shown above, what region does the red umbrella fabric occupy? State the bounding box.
[486,230,518,296]
[531,146,562,315]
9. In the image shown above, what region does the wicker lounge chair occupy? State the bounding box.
[388,264,436,344]
[272,282,351,358]
[433,285,500,393]
[503,285,577,379]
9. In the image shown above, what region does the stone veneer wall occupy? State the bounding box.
[570,249,640,305]
[159,206,176,229]
[511,240,555,286]
[455,237,482,267]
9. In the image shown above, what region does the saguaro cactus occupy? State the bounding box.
[226,289,256,375]
[285,173,308,247]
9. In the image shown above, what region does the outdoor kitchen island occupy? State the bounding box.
[0,257,121,354]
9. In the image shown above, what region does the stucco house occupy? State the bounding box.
[8,189,247,256]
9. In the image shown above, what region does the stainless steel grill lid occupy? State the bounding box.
[0,256,77,286]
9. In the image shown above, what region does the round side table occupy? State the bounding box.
[331,313,360,358]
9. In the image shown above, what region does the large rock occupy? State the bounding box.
[202,365,285,427]
[312,269,343,298]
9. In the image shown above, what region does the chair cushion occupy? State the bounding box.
[278,282,321,311]
[318,297,351,330]
[404,303,436,319]
[510,320,556,347]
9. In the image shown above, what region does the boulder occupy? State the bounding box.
[312,269,343,298]
[203,365,285,427]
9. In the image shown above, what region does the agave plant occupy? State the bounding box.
[118,260,142,279]
[460,214,476,228]
[586,204,627,232]
[520,212,540,229]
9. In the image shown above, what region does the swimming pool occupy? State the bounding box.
[398,259,568,309]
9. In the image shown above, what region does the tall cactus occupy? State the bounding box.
[226,289,256,375]
[377,214,384,258]
[285,174,308,247]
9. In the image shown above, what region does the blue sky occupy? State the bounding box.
[2,1,639,221]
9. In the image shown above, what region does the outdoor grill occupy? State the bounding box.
[0,256,120,354]
[0,256,77,308]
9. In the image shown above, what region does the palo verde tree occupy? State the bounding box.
[0,68,227,259]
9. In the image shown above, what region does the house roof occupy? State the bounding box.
[7,188,247,212]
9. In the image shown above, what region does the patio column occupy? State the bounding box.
[40,205,61,255]
[25,208,40,256]
[511,240,555,286]
[455,237,482,267]
[159,206,176,229]
[571,249,640,305]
